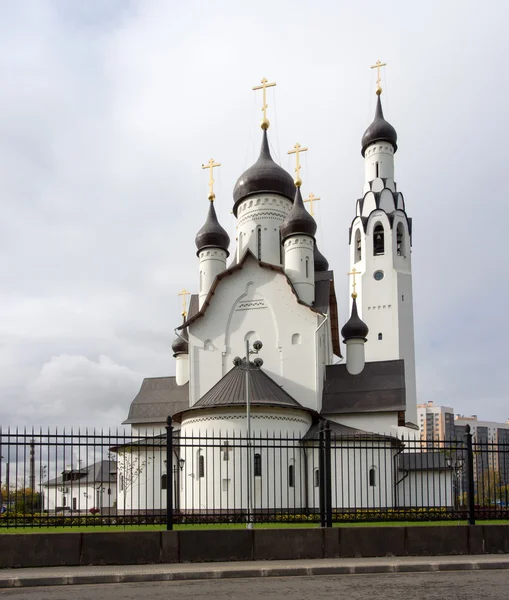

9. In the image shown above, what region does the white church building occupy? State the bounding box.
[119,77,453,516]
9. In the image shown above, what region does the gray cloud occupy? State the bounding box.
[1,0,508,426]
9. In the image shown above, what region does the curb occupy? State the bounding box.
[1,558,509,588]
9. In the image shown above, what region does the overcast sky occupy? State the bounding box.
[0,0,508,428]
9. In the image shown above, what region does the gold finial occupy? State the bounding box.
[304,193,320,216]
[178,288,191,318]
[252,77,276,130]
[288,143,308,187]
[201,158,221,202]
[347,267,361,299]
[370,60,387,95]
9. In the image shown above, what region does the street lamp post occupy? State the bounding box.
[234,340,263,530]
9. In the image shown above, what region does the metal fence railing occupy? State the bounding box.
[1,422,508,529]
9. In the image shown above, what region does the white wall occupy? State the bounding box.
[349,207,417,426]
[199,248,227,308]
[308,441,397,510]
[283,235,315,304]
[44,482,116,512]
[397,471,453,508]
[188,255,328,411]
[236,194,292,265]
[179,406,312,512]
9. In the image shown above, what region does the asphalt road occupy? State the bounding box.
[1,571,509,600]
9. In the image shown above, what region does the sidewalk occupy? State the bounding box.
[0,555,509,588]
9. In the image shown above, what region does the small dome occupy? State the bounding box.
[232,130,295,216]
[341,297,369,340]
[280,187,317,241]
[314,243,329,271]
[172,327,188,356]
[195,201,230,256]
[361,95,398,157]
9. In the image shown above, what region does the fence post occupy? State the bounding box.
[166,416,173,531]
[319,427,325,527]
[324,423,333,528]
[465,424,476,525]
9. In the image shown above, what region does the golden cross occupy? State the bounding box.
[304,193,320,216]
[178,288,191,318]
[201,158,221,202]
[288,143,308,187]
[252,77,276,130]
[347,268,361,299]
[370,60,387,96]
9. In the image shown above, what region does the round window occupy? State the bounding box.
[374,270,384,281]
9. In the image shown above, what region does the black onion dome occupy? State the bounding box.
[195,201,230,256]
[280,187,317,241]
[361,94,398,157]
[314,243,329,272]
[232,130,295,216]
[341,297,369,341]
[172,326,188,356]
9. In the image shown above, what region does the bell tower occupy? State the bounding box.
[348,65,417,426]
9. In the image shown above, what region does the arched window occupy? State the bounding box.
[161,474,167,490]
[396,223,405,257]
[257,227,262,260]
[314,468,320,488]
[369,467,377,487]
[355,230,362,262]
[291,333,301,345]
[373,223,385,256]
[378,333,383,341]
[305,257,309,278]
[254,453,262,477]
[375,162,379,178]
[197,452,205,478]
[288,465,295,488]
[222,442,230,461]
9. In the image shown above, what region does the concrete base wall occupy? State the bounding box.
[0,526,508,568]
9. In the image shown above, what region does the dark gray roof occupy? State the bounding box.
[187,294,199,321]
[303,419,398,442]
[321,360,406,415]
[44,460,116,487]
[232,129,295,215]
[280,187,317,241]
[110,431,180,452]
[314,243,329,272]
[314,271,333,316]
[341,296,368,340]
[176,362,304,418]
[399,452,451,471]
[123,377,189,425]
[195,200,230,256]
[361,94,398,157]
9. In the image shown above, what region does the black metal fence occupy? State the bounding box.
[1,422,508,529]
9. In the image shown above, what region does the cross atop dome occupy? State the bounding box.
[288,142,308,188]
[370,59,387,96]
[252,77,276,130]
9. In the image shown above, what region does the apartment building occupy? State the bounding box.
[417,401,455,443]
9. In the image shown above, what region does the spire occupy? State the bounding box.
[341,296,369,341]
[232,129,295,214]
[361,94,398,157]
[195,201,230,256]
[280,187,317,241]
